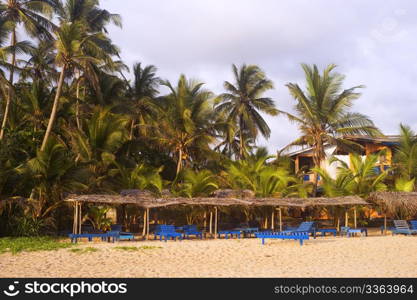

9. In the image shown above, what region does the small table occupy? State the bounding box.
[234,227,259,237]
[316,228,337,237]
[218,230,241,239]
[346,228,368,237]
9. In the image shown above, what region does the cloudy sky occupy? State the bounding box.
[101,0,417,152]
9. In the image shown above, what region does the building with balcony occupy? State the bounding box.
[285,135,400,183]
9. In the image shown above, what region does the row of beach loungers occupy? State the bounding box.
[68,220,417,245]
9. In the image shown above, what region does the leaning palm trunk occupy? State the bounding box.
[0,28,17,140]
[41,67,66,151]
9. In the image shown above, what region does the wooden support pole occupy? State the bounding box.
[72,202,77,234]
[214,206,218,239]
[203,211,207,229]
[78,202,82,234]
[279,207,282,232]
[345,210,349,227]
[142,209,147,237]
[146,208,150,240]
[384,214,387,235]
[209,210,213,236]
[337,217,340,232]
[271,208,275,230]
[353,207,357,229]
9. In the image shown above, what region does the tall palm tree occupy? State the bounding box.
[126,63,160,139]
[282,64,381,194]
[157,75,216,174]
[216,64,278,159]
[0,0,58,140]
[41,21,113,150]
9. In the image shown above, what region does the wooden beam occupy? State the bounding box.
[72,202,77,234]
[271,208,274,230]
[279,207,282,232]
[353,207,357,228]
[209,210,213,236]
[146,208,150,240]
[384,214,387,235]
[214,206,218,239]
[345,210,349,227]
[142,209,147,238]
[78,202,82,234]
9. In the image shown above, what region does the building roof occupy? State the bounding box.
[368,192,417,216]
[283,135,400,157]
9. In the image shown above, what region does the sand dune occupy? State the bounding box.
[1,233,416,277]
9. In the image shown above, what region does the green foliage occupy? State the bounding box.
[175,169,219,198]
[69,247,99,254]
[394,177,415,192]
[315,153,387,197]
[85,206,112,231]
[394,124,417,181]
[0,237,73,254]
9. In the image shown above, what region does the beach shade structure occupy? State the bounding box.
[65,191,369,241]
[369,192,417,234]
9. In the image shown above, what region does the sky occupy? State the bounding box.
[101,0,417,153]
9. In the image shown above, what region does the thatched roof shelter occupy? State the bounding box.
[251,196,368,207]
[369,192,417,216]
[65,191,368,209]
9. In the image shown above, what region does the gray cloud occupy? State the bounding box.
[101,0,417,151]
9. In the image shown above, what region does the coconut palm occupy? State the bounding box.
[41,21,116,150]
[282,64,381,194]
[216,64,278,159]
[0,0,58,140]
[157,75,217,174]
[394,124,417,181]
[314,152,387,197]
[175,169,218,198]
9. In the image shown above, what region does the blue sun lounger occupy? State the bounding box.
[68,232,118,243]
[154,225,183,241]
[392,220,417,235]
[410,220,417,231]
[182,225,203,239]
[255,231,309,246]
[281,221,316,238]
[340,226,368,237]
[109,224,135,241]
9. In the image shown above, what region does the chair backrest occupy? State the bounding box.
[394,220,410,230]
[410,220,417,230]
[340,226,350,232]
[111,224,123,231]
[183,225,197,231]
[156,225,177,232]
[297,221,314,231]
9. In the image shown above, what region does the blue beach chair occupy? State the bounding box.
[154,225,183,241]
[182,225,203,239]
[281,221,316,238]
[392,220,417,235]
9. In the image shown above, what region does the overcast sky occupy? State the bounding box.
[101,0,417,153]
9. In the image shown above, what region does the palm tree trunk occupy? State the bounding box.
[41,67,66,151]
[0,28,17,141]
[75,72,81,130]
[176,147,183,175]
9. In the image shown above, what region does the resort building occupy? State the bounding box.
[285,135,400,184]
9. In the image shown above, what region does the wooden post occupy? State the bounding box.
[203,210,207,229]
[146,208,150,240]
[142,209,147,237]
[337,217,340,232]
[271,208,275,230]
[209,210,213,236]
[72,202,77,234]
[345,210,348,227]
[78,202,82,234]
[353,207,357,229]
[279,207,282,232]
[384,214,387,235]
[214,206,218,239]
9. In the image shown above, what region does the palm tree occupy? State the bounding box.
[216,64,278,158]
[282,64,381,194]
[41,21,115,150]
[0,0,58,140]
[394,124,417,181]
[157,75,216,174]
[175,169,218,198]
[314,153,387,197]
[126,63,160,139]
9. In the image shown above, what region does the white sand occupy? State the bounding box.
[1,233,416,277]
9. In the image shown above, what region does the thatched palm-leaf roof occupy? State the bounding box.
[65,191,368,209]
[369,192,417,216]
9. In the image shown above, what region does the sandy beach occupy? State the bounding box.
[1,231,416,278]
